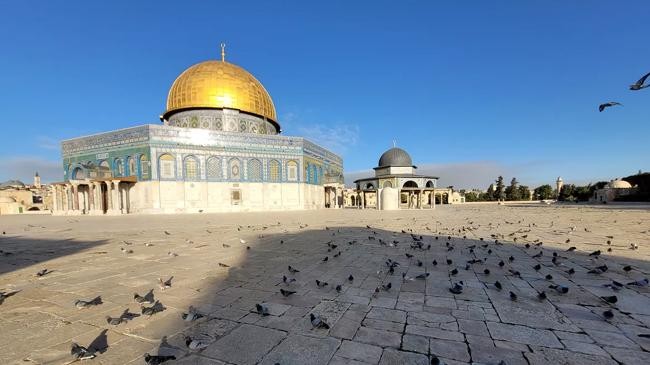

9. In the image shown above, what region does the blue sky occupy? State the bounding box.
[1,1,648,188]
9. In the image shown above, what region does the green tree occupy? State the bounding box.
[495,176,506,201]
[505,177,520,201]
[534,184,554,200]
[464,191,480,202]
[485,184,495,201]
[518,185,531,200]
[559,184,576,202]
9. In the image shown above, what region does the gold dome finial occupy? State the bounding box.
[220,42,226,62]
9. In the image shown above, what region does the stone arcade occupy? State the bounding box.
[51,47,344,215]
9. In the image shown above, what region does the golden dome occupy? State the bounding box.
[163,59,277,124]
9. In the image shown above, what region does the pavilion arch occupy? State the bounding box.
[71,166,85,180]
[426,180,434,188]
[114,158,125,177]
[98,160,111,178]
[127,156,136,176]
[365,183,375,190]
[287,160,298,181]
[139,154,150,179]
[403,180,418,188]
[383,181,393,188]
[158,153,176,180]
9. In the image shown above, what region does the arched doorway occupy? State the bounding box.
[403,180,418,188]
[426,181,434,188]
[351,195,356,206]
[365,183,375,190]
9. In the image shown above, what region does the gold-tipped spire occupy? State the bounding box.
[220,42,226,62]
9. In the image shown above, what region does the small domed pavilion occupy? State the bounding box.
[353,147,439,210]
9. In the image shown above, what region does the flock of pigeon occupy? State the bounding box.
[598,71,649,112]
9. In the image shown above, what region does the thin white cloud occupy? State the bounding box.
[298,123,360,155]
[35,136,61,151]
[0,157,62,184]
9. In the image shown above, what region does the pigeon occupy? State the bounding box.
[218,262,230,268]
[142,300,165,316]
[283,275,296,284]
[630,71,650,90]
[36,268,52,277]
[494,281,503,291]
[538,291,547,300]
[333,251,341,258]
[164,231,171,235]
[288,265,300,273]
[185,336,210,350]
[450,268,459,276]
[627,278,649,286]
[106,315,124,325]
[0,290,19,305]
[549,284,569,294]
[310,313,330,329]
[630,243,639,250]
[322,256,329,262]
[348,274,354,281]
[417,260,423,267]
[588,265,608,274]
[589,250,601,257]
[280,288,296,297]
[405,253,414,259]
[567,268,576,275]
[508,256,515,262]
[158,277,173,290]
[484,269,490,275]
[498,260,505,267]
[533,264,541,271]
[545,274,553,280]
[601,295,618,304]
[335,284,342,292]
[256,303,270,316]
[415,273,430,279]
[144,353,176,365]
[603,310,614,319]
[598,102,622,112]
[509,291,518,301]
[75,296,102,309]
[432,260,438,266]
[381,282,392,291]
[623,265,632,272]
[134,290,154,304]
[71,342,96,360]
[449,282,463,294]
[316,280,328,288]
[446,259,453,265]
[182,306,204,321]
[566,247,576,252]
[532,251,543,258]
[120,247,133,254]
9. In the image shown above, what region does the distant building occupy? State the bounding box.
[591,179,637,203]
[0,173,50,215]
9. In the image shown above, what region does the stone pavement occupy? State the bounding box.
[0,203,649,364]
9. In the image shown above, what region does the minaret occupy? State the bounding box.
[34,172,41,188]
[556,177,563,197]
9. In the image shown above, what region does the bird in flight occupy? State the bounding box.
[630,71,650,90]
[598,102,622,112]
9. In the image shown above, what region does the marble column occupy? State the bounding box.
[111,180,121,214]
[71,184,79,212]
[121,184,128,214]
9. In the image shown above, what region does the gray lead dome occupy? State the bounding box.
[378,147,413,167]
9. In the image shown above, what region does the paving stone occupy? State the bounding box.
[494,339,530,352]
[526,346,617,365]
[170,355,226,364]
[354,327,402,348]
[604,346,650,365]
[203,324,286,365]
[366,307,406,323]
[583,328,640,349]
[335,340,383,364]
[378,348,429,365]
[469,342,529,365]
[330,317,361,340]
[401,334,428,354]
[328,355,372,365]
[405,324,464,341]
[362,318,403,332]
[429,338,470,362]
[457,319,489,336]
[487,322,562,348]
[260,334,340,365]
[561,339,609,357]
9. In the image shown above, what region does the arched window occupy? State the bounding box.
[159,154,175,179]
[383,181,393,188]
[114,158,124,177]
[365,183,375,190]
[139,155,149,179]
[268,160,281,182]
[127,156,136,176]
[248,159,262,181]
[71,167,85,180]
[206,157,222,180]
[287,160,298,181]
[184,156,199,180]
[98,160,111,178]
[229,158,241,180]
[426,180,434,188]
